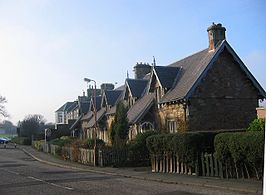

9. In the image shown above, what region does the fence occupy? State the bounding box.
[200,153,223,178]
[150,153,196,175]
[150,152,225,178]
[98,148,128,167]
[32,142,95,166]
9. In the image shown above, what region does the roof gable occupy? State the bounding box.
[153,66,180,89]
[103,90,123,107]
[127,93,154,124]
[55,102,75,112]
[160,40,266,103]
[126,79,149,98]
[160,41,223,103]
[66,101,78,113]
[87,108,106,128]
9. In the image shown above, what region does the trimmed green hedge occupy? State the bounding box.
[48,136,75,147]
[127,131,159,166]
[214,131,264,179]
[146,132,216,164]
[247,118,265,131]
[11,136,31,145]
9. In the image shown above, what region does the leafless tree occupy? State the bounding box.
[19,114,46,138]
[0,95,8,118]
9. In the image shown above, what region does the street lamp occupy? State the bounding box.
[84,78,97,166]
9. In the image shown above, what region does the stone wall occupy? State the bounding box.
[188,48,259,131]
[158,103,186,133]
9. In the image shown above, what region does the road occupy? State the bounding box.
[0,144,248,195]
[0,145,203,195]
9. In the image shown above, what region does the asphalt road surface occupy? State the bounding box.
[0,145,242,195]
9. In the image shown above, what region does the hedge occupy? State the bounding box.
[48,136,75,147]
[11,136,31,145]
[127,131,159,166]
[146,132,217,165]
[214,131,264,179]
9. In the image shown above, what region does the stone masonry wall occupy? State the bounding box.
[188,48,259,131]
[158,103,186,133]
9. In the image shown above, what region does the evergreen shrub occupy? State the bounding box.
[214,131,264,179]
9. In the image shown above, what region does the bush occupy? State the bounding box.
[146,132,217,166]
[87,138,105,149]
[11,136,31,145]
[127,131,158,166]
[33,140,45,151]
[247,118,265,131]
[49,136,75,147]
[214,131,264,179]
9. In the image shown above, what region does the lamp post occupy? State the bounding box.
[263,113,266,195]
[84,78,97,166]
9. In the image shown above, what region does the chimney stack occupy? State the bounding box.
[133,62,152,79]
[207,23,226,51]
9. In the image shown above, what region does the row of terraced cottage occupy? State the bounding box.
[54,23,266,145]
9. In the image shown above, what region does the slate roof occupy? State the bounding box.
[160,40,266,103]
[106,105,116,115]
[81,111,93,121]
[114,85,125,91]
[159,41,223,103]
[153,66,180,89]
[55,102,75,112]
[104,90,123,106]
[66,101,78,113]
[159,40,266,103]
[127,93,155,124]
[90,96,102,111]
[70,114,83,130]
[126,79,149,98]
[87,108,106,128]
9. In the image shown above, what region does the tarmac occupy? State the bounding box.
[18,145,263,194]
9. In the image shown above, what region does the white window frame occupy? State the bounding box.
[167,119,177,133]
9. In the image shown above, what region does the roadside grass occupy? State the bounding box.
[0,134,16,139]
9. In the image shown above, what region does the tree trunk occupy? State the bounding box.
[244,163,250,179]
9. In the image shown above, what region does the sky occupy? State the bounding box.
[0,0,265,124]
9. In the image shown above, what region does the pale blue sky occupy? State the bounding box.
[0,0,265,124]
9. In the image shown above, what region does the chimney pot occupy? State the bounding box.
[207,22,226,51]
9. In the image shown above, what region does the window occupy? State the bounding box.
[167,119,177,133]
[57,112,63,124]
[140,122,154,133]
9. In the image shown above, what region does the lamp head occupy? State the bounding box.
[84,78,92,82]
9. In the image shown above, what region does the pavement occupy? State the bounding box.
[18,144,263,194]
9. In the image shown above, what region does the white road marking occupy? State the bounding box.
[27,176,74,190]
[4,169,20,175]
[2,168,74,191]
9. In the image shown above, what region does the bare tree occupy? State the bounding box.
[19,114,46,138]
[0,95,8,118]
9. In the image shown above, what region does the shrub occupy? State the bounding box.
[127,131,158,166]
[87,138,105,149]
[33,140,45,151]
[49,136,74,147]
[214,131,264,179]
[247,118,265,131]
[11,136,31,145]
[146,132,217,166]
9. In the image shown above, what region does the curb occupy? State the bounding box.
[21,147,262,194]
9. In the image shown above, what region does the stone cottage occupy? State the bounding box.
[148,23,266,132]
